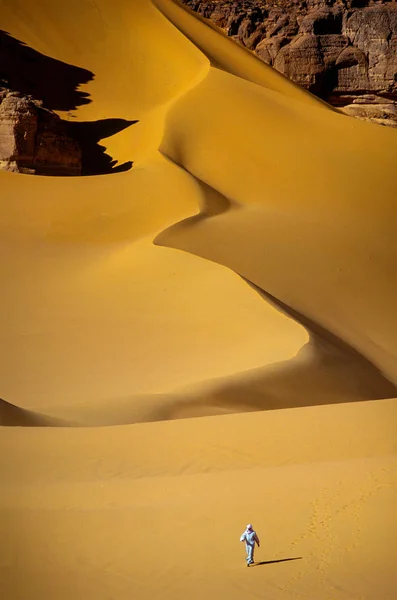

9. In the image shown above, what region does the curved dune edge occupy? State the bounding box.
[3,312,395,428]
[0,399,71,427]
[1,398,396,484]
[3,253,395,427]
[0,234,308,419]
[0,0,396,427]
[44,336,395,427]
[152,0,332,110]
[25,273,396,427]
[156,65,397,383]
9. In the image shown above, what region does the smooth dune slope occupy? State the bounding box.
[153,0,330,108]
[1,399,397,599]
[0,398,67,427]
[1,219,307,412]
[1,0,397,598]
[157,40,397,384]
[1,0,396,419]
[0,1,306,415]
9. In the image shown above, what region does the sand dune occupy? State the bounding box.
[0,398,68,427]
[1,399,396,599]
[1,0,396,598]
[24,326,396,426]
[0,226,307,410]
[157,65,397,379]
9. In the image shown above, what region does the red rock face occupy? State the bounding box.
[0,90,82,175]
[0,91,38,173]
[181,0,397,127]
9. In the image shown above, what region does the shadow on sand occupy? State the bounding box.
[0,30,136,175]
[0,398,72,427]
[66,118,137,175]
[252,557,302,567]
[0,29,93,111]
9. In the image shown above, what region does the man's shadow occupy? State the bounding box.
[0,30,136,175]
[252,557,302,567]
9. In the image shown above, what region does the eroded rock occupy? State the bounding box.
[0,89,81,175]
[182,0,397,127]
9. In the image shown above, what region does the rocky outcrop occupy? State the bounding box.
[0,29,136,177]
[182,0,397,127]
[0,89,82,175]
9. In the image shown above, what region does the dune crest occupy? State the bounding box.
[156,65,397,383]
[0,398,70,427]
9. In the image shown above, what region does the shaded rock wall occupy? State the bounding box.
[0,90,82,175]
[0,31,136,177]
[182,0,397,127]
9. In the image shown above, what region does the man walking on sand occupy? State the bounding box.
[240,524,260,567]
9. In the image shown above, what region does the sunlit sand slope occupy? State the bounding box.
[157,64,397,385]
[1,0,396,420]
[1,0,314,418]
[1,399,396,599]
[1,222,307,413]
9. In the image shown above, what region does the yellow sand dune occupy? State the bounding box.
[157,64,397,383]
[0,0,396,598]
[1,399,397,599]
[0,398,63,427]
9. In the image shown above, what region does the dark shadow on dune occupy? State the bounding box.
[66,118,137,175]
[155,278,397,418]
[0,30,93,111]
[244,277,397,396]
[252,557,302,567]
[0,398,72,427]
[6,235,394,426]
[150,331,397,421]
[158,152,239,217]
[1,31,137,175]
[153,180,397,420]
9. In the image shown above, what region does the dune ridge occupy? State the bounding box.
[0,398,396,487]
[153,0,332,109]
[0,398,70,427]
[5,300,394,428]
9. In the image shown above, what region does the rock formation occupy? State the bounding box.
[1,1,395,175]
[0,89,82,175]
[182,0,397,127]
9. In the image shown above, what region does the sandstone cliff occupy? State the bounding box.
[0,89,82,175]
[182,0,397,127]
[0,89,135,176]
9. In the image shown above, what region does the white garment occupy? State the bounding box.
[240,528,260,564]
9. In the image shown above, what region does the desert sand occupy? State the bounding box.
[0,0,397,598]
